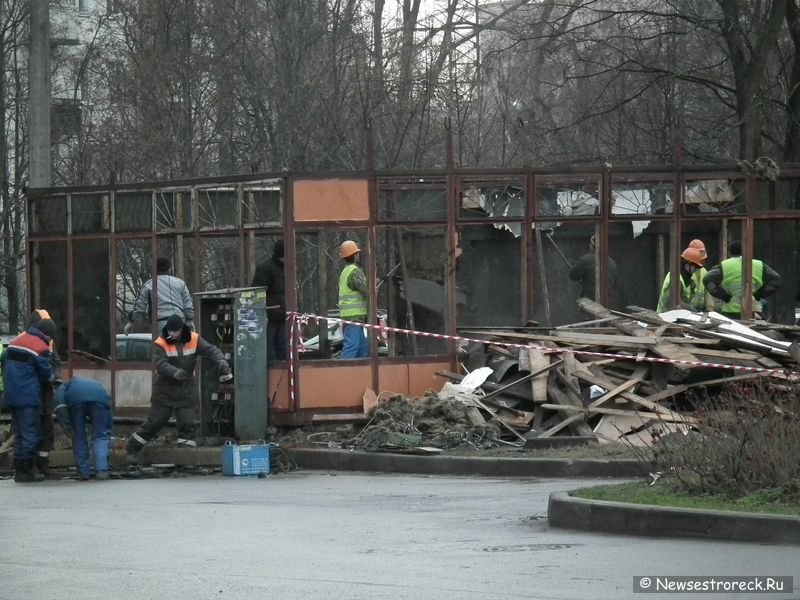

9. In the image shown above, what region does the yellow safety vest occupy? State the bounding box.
[339,264,367,318]
[720,257,763,314]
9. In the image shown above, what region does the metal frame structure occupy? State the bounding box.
[26,159,800,423]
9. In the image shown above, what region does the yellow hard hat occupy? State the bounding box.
[681,247,705,267]
[339,240,361,259]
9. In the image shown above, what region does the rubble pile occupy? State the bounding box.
[435,299,800,449]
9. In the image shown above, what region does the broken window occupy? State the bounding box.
[73,239,110,359]
[376,227,448,356]
[295,229,368,359]
[199,237,240,291]
[459,177,526,224]
[457,224,522,328]
[611,176,675,216]
[30,241,68,353]
[684,178,745,215]
[243,182,282,225]
[537,175,601,217]
[115,239,153,331]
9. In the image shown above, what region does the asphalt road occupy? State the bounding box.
[1,472,797,600]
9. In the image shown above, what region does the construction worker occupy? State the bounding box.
[126,314,231,464]
[1,319,55,482]
[657,247,713,313]
[53,377,112,481]
[125,257,194,335]
[688,238,708,261]
[569,235,619,305]
[703,241,781,320]
[27,308,63,478]
[251,239,287,361]
[338,240,369,359]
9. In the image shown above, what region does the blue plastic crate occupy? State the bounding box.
[222,442,272,477]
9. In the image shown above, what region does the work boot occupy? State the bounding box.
[95,470,110,481]
[14,459,44,483]
[35,456,60,480]
[126,436,145,465]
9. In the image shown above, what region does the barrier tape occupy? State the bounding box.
[287,312,790,376]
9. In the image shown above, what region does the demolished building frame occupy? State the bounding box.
[25,160,800,425]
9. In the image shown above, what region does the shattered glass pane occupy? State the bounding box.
[611,177,674,216]
[459,177,525,221]
[71,193,111,233]
[683,178,745,214]
[115,191,153,232]
[537,175,601,217]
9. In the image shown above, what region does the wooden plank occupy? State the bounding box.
[543,379,594,437]
[539,404,697,424]
[472,397,527,442]
[552,330,658,345]
[573,369,687,420]
[578,298,699,364]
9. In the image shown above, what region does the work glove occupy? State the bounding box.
[186,320,195,331]
[719,291,733,303]
[124,322,134,335]
[753,290,764,301]
[173,369,189,382]
[219,373,233,383]
[219,362,233,382]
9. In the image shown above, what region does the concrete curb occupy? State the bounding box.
[40,446,646,478]
[548,492,800,545]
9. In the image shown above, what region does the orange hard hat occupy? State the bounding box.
[681,247,705,267]
[339,240,361,259]
[688,239,707,259]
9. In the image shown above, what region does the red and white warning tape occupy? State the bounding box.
[287,312,789,376]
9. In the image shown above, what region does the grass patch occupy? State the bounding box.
[573,481,800,516]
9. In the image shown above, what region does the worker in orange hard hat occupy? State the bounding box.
[657,247,713,313]
[688,238,707,260]
[338,240,369,358]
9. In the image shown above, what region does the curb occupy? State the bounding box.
[548,492,800,545]
[40,447,646,478]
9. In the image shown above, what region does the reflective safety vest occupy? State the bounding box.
[657,272,704,313]
[154,331,199,358]
[721,257,763,314]
[338,264,367,318]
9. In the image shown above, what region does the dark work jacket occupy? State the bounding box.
[1,328,54,409]
[251,256,286,322]
[569,253,619,304]
[151,325,229,408]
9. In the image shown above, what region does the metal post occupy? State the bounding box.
[29,0,50,188]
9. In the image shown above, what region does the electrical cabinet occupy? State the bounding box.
[195,287,268,440]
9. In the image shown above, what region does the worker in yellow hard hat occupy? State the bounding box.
[338,240,369,358]
[657,247,713,313]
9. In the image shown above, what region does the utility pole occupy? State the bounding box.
[30,0,51,188]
